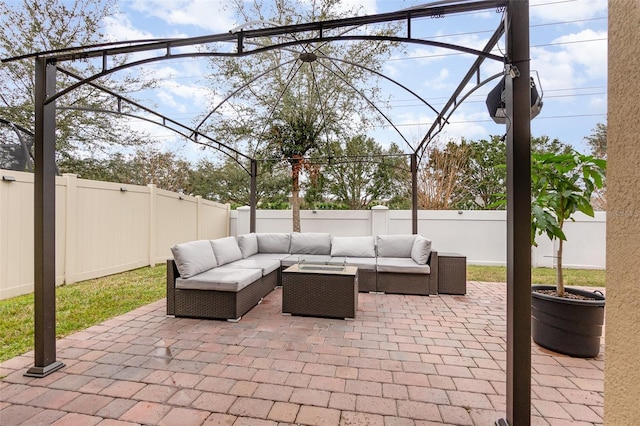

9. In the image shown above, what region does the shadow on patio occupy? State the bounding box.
[0,281,604,425]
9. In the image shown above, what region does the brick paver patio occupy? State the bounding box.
[0,282,605,425]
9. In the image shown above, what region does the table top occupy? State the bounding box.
[283,263,358,276]
[438,252,465,258]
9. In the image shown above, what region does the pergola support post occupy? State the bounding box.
[25,57,64,378]
[411,153,418,234]
[250,159,257,233]
[498,1,532,424]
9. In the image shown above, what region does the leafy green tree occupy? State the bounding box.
[324,137,409,209]
[531,151,606,296]
[186,157,291,208]
[583,123,607,209]
[59,149,192,192]
[127,149,192,192]
[205,0,400,229]
[584,122,607,159]
[0,0,156,158]
[424,135,572,209]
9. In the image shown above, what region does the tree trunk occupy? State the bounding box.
[556,238,564,297]
[291,160,301,232]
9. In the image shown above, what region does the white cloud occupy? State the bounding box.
[551,29,607,79]
[531,29,607,92]
[331,0,378,16]
[128,0,236,33]
[102,13,156,42]
[530,0,607,23]
[422,67,452,91]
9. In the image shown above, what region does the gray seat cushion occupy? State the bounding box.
[289,232,332,255]
[256,233,291,253]
[411,235,432,265]
[170,240,217,278]
[344,257,376,271]
[376,235,417,258]
[246,252,291,261]
[237,233,259,258]
[210,236,243,266]
[176,268,262,292]
[219,258,280,276]
[330,236,376,257]
[376,257,430,274]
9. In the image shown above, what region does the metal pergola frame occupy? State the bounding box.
[2,1,532,424]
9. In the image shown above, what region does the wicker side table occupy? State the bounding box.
[438,252,467,295]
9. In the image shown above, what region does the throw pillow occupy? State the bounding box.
[411,235,432,265]
[170,240,217,278]
[237,233,259,258]
[289,232,331,255]
[330,236,376,257]
[210,236,243,266]
[376,234,417,258]
[256,233,291,253]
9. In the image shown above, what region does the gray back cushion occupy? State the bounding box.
[411,235,432,265]
[256,233,291,253]
[289,232,332,255]
[237,233,259,258]
[170,240,217,278]
[210,236,243,266]
[376,234,417,258]
[331,236,376,257]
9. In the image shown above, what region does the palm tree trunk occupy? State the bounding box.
[291,161,301,232]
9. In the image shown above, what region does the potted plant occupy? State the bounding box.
[530,150,606,357]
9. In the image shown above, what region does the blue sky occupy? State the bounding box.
[102,0,607,161]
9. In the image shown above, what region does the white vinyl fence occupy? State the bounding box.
[231,206,606,270]
[0,170,230,299]
[1,168,605,300]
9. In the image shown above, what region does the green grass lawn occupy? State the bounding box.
[0,264,166,364]
[0,263,605,364]
[467,265,606,287]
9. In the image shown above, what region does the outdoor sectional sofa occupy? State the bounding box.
[167,232,438,321]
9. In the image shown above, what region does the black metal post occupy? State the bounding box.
[411,153,418,234]
[250,159,257,233]
[25,57,64,377]
[499,1,532,424]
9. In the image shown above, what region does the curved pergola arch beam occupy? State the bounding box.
[43,33,503,107]
[416,22,506,155]
[194,58,299,134]
[319,55,441,117]
[0,117,35,172]
[56,67,252,166]
[56,106,251,173]
[314,58,411,148]
[416,71,504,160]
[10,0,507,63]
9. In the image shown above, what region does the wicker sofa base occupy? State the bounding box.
[357,269,377,293]
[377,272,433,296]
[167,260,277,321]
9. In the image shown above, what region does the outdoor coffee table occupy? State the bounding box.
[282,263,358,319]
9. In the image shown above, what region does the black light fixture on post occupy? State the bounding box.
[486,72,543,124]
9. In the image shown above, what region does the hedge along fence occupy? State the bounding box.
[0,169,230,300]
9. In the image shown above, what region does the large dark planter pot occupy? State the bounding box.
[531,285,605,358]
